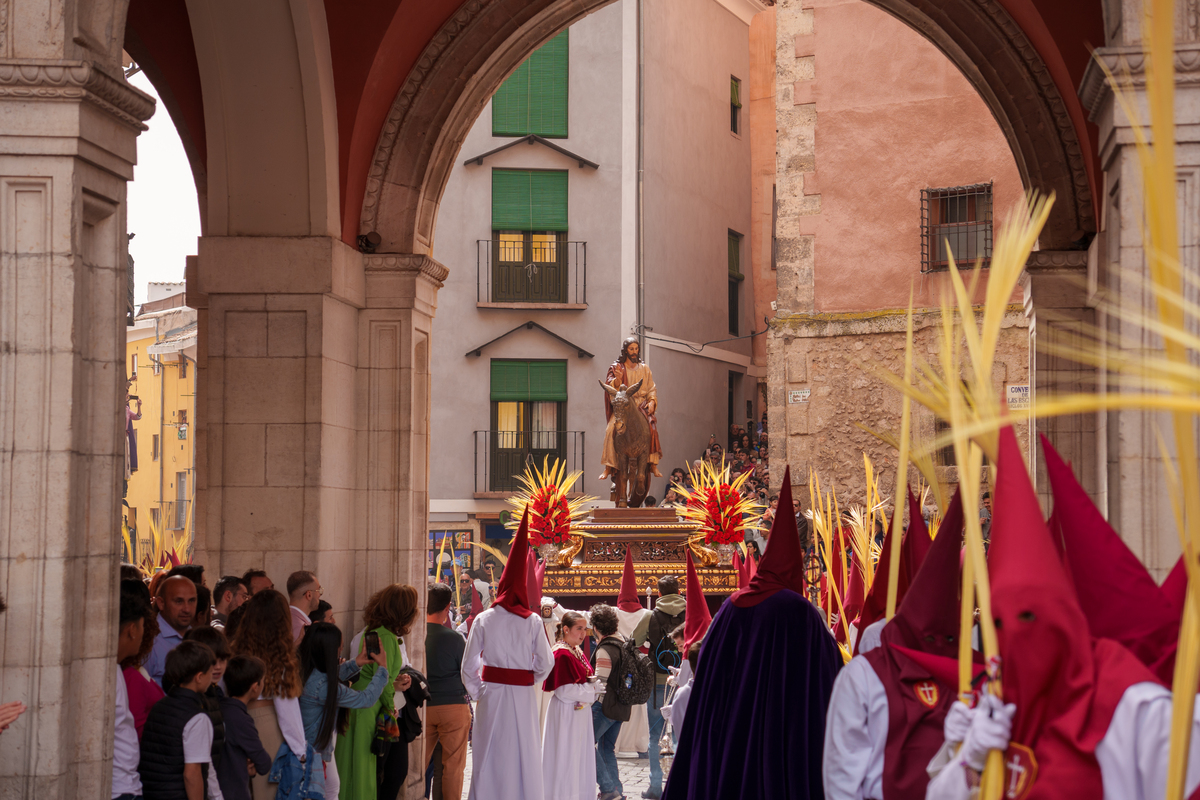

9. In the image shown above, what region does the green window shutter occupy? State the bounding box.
[492,31,568,136]
[528,361,567,401]
[530,171,568,231]
[731,77,742,108]
[728,232,741,276]
[493,59,532,136]
[491,360,530,401]
[529,30,569,137]
[493,170,567,232]
[491,360,567,400]
[492,170,533,230]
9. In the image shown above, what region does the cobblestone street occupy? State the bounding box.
[452,745,655,799]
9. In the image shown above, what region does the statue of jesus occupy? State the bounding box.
[601,336,663,481]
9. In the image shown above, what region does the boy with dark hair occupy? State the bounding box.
[217,656,272,800]
[185,626,231,695]
[139,641,222,800]
[115,580,148,800]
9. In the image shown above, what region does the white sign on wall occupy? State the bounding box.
[1006,384,1031,412]
[788,388,811,404]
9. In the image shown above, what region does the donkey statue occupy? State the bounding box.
[600,379,653,508]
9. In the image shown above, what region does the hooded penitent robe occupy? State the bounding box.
[662,471,842,800]
[614,544,651,755]
[461,511,555,800]
[1042,433,1180,684]
[927,426,1200,800]
[823,491,964,800]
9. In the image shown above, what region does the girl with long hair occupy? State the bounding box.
[298,622,390,799]
[334,584,418,800]
[541,611,601,800]
[229,589,305,800]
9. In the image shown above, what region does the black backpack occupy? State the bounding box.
[648,607,686,675]
[610,636,655,706]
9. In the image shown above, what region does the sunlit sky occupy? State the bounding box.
[127,72,203,306]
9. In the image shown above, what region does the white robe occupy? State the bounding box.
[542,652,601,800]
[461,606,555,800]
[823,655,888,800]
[537,607,564,739]
[614,607,651,755]
[925,682,1200,800]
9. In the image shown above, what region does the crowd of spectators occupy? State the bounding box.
[114,564,425,800]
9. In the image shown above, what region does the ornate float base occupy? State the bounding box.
[542,508,737,598]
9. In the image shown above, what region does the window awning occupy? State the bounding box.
[463,135,599,169]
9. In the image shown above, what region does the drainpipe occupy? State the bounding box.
[157,317,164,526]
[636,0,646,348]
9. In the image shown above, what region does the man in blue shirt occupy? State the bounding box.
[144,575,197,687]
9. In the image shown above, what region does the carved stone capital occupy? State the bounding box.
[363,253,450,285]
[1081,44,1200,119]
[0,60,156,129]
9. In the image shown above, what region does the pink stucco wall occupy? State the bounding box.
[803,0,1024,312]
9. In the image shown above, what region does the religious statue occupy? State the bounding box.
[600,336,663,508]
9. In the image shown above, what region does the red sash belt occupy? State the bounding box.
[481,666,535,686]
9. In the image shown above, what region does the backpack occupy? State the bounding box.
[610,636,655,706]
[648,608,686,675]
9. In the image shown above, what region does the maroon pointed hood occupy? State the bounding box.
[881,490,964,659]
[902,489,932,584]
[1162,555,1187,617]
[730,468,806,607]
[493,509,534,618]
[683,550,712,651]
[467,581,484,635]
[855,503,911,653]
[617,544,642,612]
[1042,433,1178,682]
[732,549,748,591]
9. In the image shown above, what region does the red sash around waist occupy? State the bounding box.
[481,666,535,686]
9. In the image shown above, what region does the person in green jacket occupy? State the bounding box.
[335,584,418,800]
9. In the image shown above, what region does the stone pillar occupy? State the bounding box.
[1020,250,1096,511]
[0,58,154,798]
[1080,35,1200,578]
[358,254,442,798]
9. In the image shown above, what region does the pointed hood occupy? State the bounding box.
[493,509,534,618]
[732,549,749,591]
[526,550,541,613]
[617,544,642,612]
[1042,433,1179,682]
[1162,555,1187,617]
[683,550,712,651]
[901,488,932,584]
[536,556,548,598]
[730,468,806,607]
[844,552,866,626]
[854,504,911,652]
[880,489,964,659]
[467,581,484,635]
[990,425,1156,791]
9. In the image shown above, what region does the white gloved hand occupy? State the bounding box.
[943,700,973,744]
[961,693,1016,771]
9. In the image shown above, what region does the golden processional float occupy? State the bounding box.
[495,457,765,601]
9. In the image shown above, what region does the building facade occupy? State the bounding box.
[766,0,1030,505]
[124,283,197,568]
[428,0,766,562]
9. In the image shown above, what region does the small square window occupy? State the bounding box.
[921,183,993,272]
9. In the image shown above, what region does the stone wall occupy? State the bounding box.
[766,307,1030,509]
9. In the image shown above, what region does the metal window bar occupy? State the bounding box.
[920,183,993,273]
[477,239,587,304]
[474,430,585,493]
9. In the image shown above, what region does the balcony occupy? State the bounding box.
[477,238,587,307]
[473,430,586,496]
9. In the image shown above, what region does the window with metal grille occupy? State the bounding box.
[933,418,955,466]
[492,31,569,138]
[921,183,993,272]
[489,360,567,491]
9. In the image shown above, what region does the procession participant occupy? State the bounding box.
[541,611,601,800]
[854,514,909,655]
[601,336,663,480]
[614,546,652,758]
[1042,434,1180,683]
[537,594,565,737]
[823,491,964,800]
[645,574,688,800]
[461,510,555,800]
[662,470,842,800]
[927,426,1200,800]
